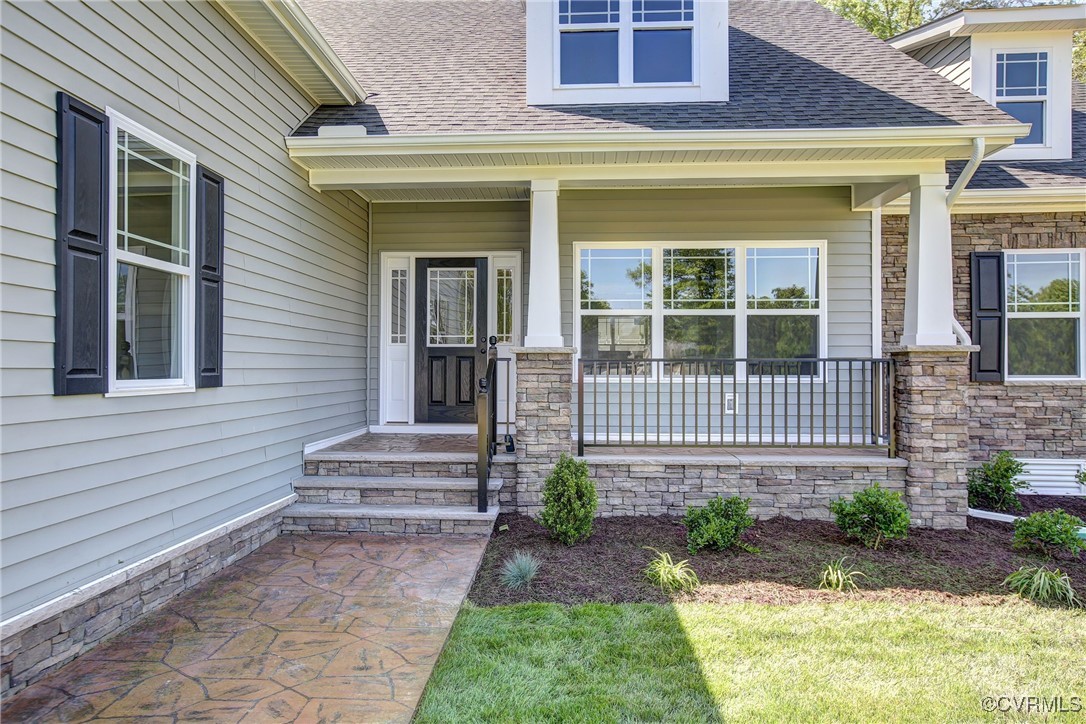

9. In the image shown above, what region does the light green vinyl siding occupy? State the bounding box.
[1,0,368,617]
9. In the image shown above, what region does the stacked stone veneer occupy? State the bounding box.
[583,458,908,518]
[883,211,1086,462]
[889,347,973,529]
[302,458,518,508]
[513,348,575,516]
[1,505,284,696]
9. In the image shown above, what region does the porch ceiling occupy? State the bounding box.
[285,125,1028,196]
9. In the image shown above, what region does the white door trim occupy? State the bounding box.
[379,250,523,426]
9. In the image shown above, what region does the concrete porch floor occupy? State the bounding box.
[320,432,888,461]
[0,535,486,723]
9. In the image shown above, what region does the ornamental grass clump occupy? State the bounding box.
[1003,566,1082,608]
[643,547,700,593]
[830,483,910,550]
[967,451,1027,512]
[539,454,598,546]
[1012,510,1086,558]
[683,496,757,554]
[500,551,541,590]
[818,557,866,594]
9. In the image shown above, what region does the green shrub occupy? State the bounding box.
[1003,566,1082,608]
[818,557,865,594]
[967,451,1027,512]
[683,496,756,554]
[1012,510,1086,558]
[643,548,700,593]
[830,483,910,550]
[539,454,598,546]
[500,550,541,590]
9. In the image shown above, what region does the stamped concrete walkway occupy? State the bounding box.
[1,535,486,723]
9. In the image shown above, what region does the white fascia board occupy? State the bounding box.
[214,0,364,105]
[882,186,1086,214]
[889,14,966,51]
[286,124,1028,159]
[890,5,1086,51]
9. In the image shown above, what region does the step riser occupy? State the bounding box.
[281,516,495,537]
[304,460,517,480]
[294,489,500,506]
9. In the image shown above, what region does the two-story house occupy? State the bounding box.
[1,0,1083,694]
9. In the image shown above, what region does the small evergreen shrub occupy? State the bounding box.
[1012,510,1086,558]
[818,557,865,594]
[1003,566,1081,608]
[967,451,1027,512]
[539,454,598,546]
[643,548,700,593]
[683,496,756,554]
[500,551,541,590]
[830,483,910,550]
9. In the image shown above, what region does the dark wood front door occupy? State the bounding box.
[414,258,488,423]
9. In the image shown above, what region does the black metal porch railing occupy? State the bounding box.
[576,358,895,457]
[476,340,515,513]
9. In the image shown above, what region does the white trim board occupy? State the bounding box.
[0,494,297,638]
[304,426,369,454]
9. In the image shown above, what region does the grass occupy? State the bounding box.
[416,600,1085,723]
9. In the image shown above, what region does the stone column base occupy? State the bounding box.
[512,347,575,517]
[888,345,975,530]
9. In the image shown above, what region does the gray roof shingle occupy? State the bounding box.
[293,0,1015,136]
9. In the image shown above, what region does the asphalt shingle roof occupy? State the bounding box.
[294,0,1015,136]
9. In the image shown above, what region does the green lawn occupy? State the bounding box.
[416,601,1085,722]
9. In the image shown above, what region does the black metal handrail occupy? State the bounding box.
[576,357,896,457]
[476,342,499,513]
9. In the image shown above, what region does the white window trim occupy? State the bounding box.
[992,47,1050,149]
[574,240,830,381]
[1004,247,1086,382]
[105,109,197,396]
[526,0,728,105]
[553,1,699,90]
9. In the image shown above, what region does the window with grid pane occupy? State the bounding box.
[995,51,1048,146]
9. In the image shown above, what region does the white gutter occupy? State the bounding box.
[946,137,986,347]
[286,124,1029,157]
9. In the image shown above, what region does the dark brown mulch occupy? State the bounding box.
[469,513,1086,607]
[1015,494,1086,520]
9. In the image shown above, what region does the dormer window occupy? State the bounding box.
[994,51,1048,145]
[558,1,695,86]
[527,0,727,104]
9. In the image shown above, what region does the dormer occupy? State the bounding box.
[891,5,1086,162]
[525,0,729,105]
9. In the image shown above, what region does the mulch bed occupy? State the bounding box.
[468,513,1086,607]
[1014,494,1086,519]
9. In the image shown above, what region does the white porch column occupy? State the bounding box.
[901,173,957,347]
[524,179,564,347]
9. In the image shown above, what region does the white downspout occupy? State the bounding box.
[946,137,986,345]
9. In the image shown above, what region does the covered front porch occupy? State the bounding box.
[284,124,1023,529]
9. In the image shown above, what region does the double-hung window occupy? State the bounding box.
[109,111,197,392]
[995,51,1048,146]
[578,242,825,375]
[1005,250,1084,379]
[558,0,695,86]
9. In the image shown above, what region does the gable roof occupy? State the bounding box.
[890,4,1086,53]
[292,0,1015,137]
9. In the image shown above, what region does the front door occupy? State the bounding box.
[414,258,488,423]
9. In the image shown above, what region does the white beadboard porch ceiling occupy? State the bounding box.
[286,124,1028,200]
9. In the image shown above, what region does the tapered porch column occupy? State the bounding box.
[902,173,957,346]
[524,179,564,347]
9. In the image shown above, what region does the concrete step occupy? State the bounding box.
[302,452,516,479]
[292,476,503,506]
[281,502,500,537]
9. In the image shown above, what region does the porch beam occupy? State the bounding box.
[901,173,958,347]
[524,179,564,348]
[303,159,948,191]
[852,180,910,211]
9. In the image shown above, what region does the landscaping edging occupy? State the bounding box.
[968,507,1086,540]
[0,495,293,696]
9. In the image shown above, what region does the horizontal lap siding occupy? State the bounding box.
[367,201,529,423]
[558,187,874,357]
[0,1,368,616]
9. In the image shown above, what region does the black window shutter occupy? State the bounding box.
[54,92,109,395]
[195,165,225,388]
[970,251,1005,382]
